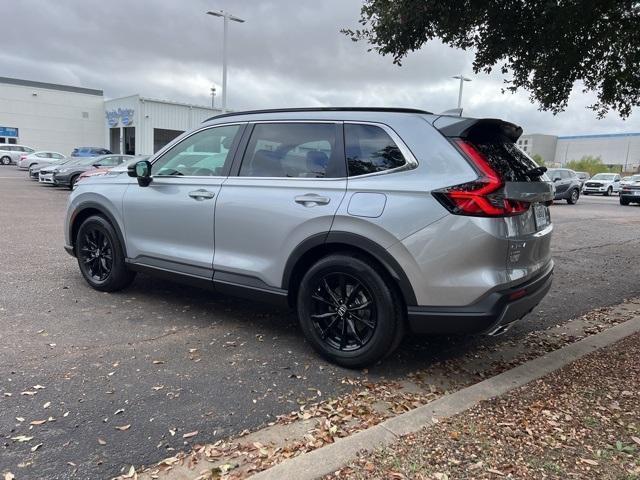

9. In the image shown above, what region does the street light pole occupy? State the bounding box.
[452,74,472,109]
[206,10,245,113]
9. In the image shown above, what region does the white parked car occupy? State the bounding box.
[582,173,621,196]
[0,144,35,165]
[17,151,66,170]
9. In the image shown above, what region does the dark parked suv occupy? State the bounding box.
[546,168,581,204]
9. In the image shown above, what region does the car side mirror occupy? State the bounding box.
[128,160,152,187]
[553,177,561,182]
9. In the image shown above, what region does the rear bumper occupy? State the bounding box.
[407,262,553,335]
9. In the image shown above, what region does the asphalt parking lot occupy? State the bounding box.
[1,168,639,479]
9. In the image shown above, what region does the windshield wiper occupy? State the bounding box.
[525,166,547,179]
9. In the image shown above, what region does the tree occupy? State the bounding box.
[344,1,640,118]
[565,155,613,176]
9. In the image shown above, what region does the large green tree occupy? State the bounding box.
[344,1,640,118]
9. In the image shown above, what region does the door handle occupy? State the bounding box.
[188,189,215,200]
[294,194,330,206]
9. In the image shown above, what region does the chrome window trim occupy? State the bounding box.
[148,122,247,179]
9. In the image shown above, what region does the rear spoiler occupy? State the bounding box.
[432,117,523,143]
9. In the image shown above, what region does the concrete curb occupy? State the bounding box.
[251,316,640,480]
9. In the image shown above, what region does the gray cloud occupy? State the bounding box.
[3,0,639,135]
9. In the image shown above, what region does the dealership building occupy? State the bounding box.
[517,132,640,172]
[0,76,221,156]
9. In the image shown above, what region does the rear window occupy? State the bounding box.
[472,141,540,182]
[345,124,406,176]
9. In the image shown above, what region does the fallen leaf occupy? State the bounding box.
[21,391,37,396]
[123,465,136,478]
[152,360,165,365]
[43,402,51,409]
[183,431,198,439]
[11,435,33,442]
[114,408,125,415]
[487,468,505,476]
[33,385,45,390]
[98,438,107,445]
[580,458,599,466]
[4,473,15,480]
[30,419,47,425]
[31,443,43,452]
[632,436,640,446]
[169,428,176,436]
[115,424,131,431]
[3,393,12,397]
[16,417,25,422]
[152,385,164,391]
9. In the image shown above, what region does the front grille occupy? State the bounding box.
[585,182,601,187]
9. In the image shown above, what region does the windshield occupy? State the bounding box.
[631,175,640,182]
[592,173,615,180]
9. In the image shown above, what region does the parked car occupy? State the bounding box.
[619,174,640,205]
[0,145,35,165]
[582,173,621,195]
[70,147,112,158]
[53,154,132,189]
[17,151,66,170]
[620,175,640,188]
[76,156,148,184]
[64,107,554,367]
[38,156,112,185]
[546,168,581,204]
[30,158,75,180]
[574,171,590,187]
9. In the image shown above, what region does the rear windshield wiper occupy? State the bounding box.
[525,166,547,179]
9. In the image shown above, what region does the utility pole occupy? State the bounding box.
[452,75,472,109]
[206,10,245,113]
[211,86,216,109]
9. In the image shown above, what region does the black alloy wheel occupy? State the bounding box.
[75,215,136,291]
[297,254,403,368]
[78,227,113,283]
[309,272,377,352]
[1,156,10,165]
[567,188,579,204]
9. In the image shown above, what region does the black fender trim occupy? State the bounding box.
[282,231,417,306]
[68,202,127,257]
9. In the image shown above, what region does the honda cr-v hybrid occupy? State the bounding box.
[64,108,554,367]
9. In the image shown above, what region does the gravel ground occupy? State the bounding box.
[331,333,640,480]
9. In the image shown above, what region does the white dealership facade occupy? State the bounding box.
[0,77,221,156]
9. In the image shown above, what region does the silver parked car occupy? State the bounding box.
[18,151,66,170]
[64,108,554,367]
[582,173,621,195]
[0,144,35,165]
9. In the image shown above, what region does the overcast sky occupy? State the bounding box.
[3,0,638,135]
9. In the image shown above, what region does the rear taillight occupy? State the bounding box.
[19,155,27,161]
[433,139,529,217]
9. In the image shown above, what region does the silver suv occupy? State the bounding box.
[64,108,554,367]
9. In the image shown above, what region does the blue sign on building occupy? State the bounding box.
[0,126,19,137]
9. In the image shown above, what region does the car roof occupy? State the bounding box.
[203,107,435,125]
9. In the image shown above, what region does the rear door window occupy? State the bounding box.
[344,124,406,176]
[239,123,342,178]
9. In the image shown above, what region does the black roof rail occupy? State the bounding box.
[203,107,432,123]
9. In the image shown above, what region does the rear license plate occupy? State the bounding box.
[533,204,549,229]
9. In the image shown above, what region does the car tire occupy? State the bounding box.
[0,156,11,165]
[605,187,612,196]
[297,253,403,368]
[620,197,630,206]
[69,174,79,190]
[566,188,579,204]
[75,215,136,292]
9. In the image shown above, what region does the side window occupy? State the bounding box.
[239,123,341,178]
[52,153,64,159]
[152,124,241,177]
[98,156,121,166]
[36,152,47,158]
[345,124,406,176]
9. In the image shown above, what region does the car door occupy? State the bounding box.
[122,123,245,278]
[613,174,621,192]
[213,122,347,290]
[553,170,570,195]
